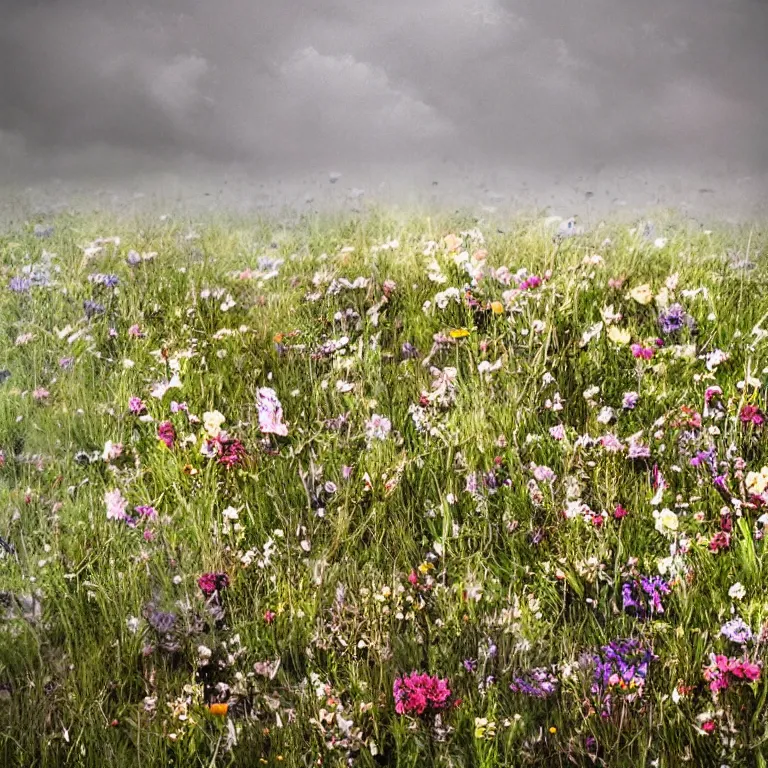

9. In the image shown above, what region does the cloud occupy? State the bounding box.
[0,0,766,187]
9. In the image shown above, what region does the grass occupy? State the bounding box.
[1,208,768,766]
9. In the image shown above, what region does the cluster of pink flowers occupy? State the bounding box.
[740,405,765,427]
[518,274,542,291]
[630,343,655,360]
[393,672,452,716]
[703,654,761,694]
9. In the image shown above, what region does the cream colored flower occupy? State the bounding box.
[203,410,226,438]
[607,326,631,345]
[654,507,679,534]
[630,284,654,305]
[746,467,768,496]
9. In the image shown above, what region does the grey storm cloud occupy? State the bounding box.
[1,0,767,193]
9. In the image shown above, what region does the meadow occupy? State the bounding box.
[1,209,768,767]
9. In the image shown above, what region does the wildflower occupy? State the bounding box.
[720,618,752,644]
[157,421,176,449]
[622,392,639,410]
[728,582,746,601]
[740,405,764,427]
[622,575,670,618]
[365,413,392,442]
[83,300,105,319]
[203,410,226,438]
[105,489,130,523]
[208,703,228,717]
[102,441,123,462]
[614,504,628,520]
[630,284,654,305]
[393,672,452,716]
[654,508,679,534]
[549,424,565,440]
[708,531,730,553]
[197,572,229,597]
[128,396,146,415]
[746,467,768,496]
[509,667,559,698]
[135,505,157,520]
[630,343,654,360]
[658,303,692,335]
[256,388,288,436]
[590,638,656,715]
[216,435,247,468]
[264,610,276,624]
[32,388,49,402]
[9,277,32,293]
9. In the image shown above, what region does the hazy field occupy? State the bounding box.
[2,209,768,766]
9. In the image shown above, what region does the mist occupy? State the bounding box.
[2,0,767,217]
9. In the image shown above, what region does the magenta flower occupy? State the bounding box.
[393,672,451,716]
[157,421,176,449]
[740,405,765,427]
[197,572,229,597]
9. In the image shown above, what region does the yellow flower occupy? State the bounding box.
[607,326,631,345]
[203,410,226,438]
[630,284,654,305]
[490,301,504,315]
[549,726,557,734]
[449,328,470,339]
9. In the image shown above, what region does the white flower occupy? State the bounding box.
[728,582,746,600]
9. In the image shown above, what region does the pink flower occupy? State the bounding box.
[257,387,288,436]
[128,324,144,338]
[740,405,765,427]
[549,424,565,440]
[157,421,176,449]
[128,396,146,415]
[393,672,451,716]
[105,489,129,522]
[33,387,50,402]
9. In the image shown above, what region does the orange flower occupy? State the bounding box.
[208,703,228,716]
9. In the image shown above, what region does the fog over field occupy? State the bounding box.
[1,0,767,218]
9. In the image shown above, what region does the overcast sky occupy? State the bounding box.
[2,0,767,212]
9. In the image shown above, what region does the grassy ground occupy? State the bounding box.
[1,209,768,767]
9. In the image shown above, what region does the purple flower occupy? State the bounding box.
[622,391,639,410]
[658,303,693,335]
[9,277,31,293]
[83,299,105,319]
[509,667,559,698]
[401,342,419,360]
[720,618,752,645]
